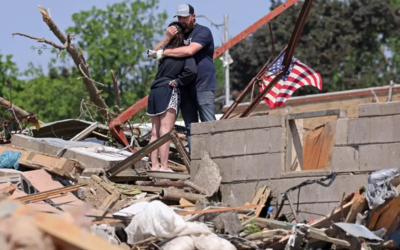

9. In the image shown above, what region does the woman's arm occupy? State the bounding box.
[174,57,197,86]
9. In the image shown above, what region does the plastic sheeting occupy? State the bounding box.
[0,151,21,170]
[124,201,236,250]
[366,168,400,210]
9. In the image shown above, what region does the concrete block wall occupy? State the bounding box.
[332,101,400,173]
[191,101,400,221]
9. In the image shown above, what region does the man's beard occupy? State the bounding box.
[182,21,195,33]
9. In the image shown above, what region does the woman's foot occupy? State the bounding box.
[159,167,174,172]
[150,163,160,171]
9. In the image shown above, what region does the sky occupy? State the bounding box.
[1,0,273,73]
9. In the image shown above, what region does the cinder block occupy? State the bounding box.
[359,103,382,117]
[279,202,338,222]
[360,143,400,171]
[209,133,224,158]
[213,158,235,183]
[331,146,359,172]
[269,174,368,204]
[348,118,370,145]
[359,101,400,117]
[369,116,393,143]
[335,119,349,146]
[359,144,382,171]
[220,183,247,207]
[235,153,282,181]
[191,134,209,160]
[191,121,213,135]
[211,115,283,134]
[392,115,400,142]
[220,131,247,157]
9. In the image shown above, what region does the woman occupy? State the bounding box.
[146,22,197,172]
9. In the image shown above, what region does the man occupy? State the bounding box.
[150,4,217,152]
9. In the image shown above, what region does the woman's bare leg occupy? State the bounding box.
[159,109,177,170]
[149,115,161,170]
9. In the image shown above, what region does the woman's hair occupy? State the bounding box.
[165,22,185,48]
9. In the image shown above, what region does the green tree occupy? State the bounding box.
[229,0,400,100]
[64,0,167,109]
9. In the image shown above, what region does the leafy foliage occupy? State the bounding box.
[229,0,400,100]
[64,0,167,108]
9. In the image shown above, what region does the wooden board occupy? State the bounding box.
[0,145,85,179]
[302,121,336,170]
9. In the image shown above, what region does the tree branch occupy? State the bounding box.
[0,98,45,125]
[77,63,106,87]
[12,33,71,50]
[110,70,122,108]
[36,5,110,118]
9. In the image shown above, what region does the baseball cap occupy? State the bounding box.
[174,4,195,18]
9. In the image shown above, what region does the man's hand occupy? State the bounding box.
[147,49,164,60]
[166,26,178,40]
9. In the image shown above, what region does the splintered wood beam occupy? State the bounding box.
[106,130,175,177]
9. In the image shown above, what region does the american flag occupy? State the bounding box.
[258,51,322,109]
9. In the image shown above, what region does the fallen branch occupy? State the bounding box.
[0,97,45,125]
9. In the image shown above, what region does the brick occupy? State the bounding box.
[331,146,359,172]
[359,102,400,117]
[191,121,213,135]
[348,118,370,145]
[236,153,282,181]
[335,119,349,146]
[190,134,208,160]
[211,115,283,134]
[359,144,382,171]
[369,116,393,143]
[359,103,382,117]
[22,169,85,211]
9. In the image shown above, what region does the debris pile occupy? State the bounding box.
[0,117,398,250]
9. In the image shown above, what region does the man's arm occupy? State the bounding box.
[164,42,203,58]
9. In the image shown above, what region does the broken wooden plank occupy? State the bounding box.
[289,119,303,169]
[177,205,263,216]
[93,192,120,218]
[302,121,336,170]
[147,171,190,180]
[6,200,123,250]
[106,130,174,177]
[70,122,98,141]
[170,132,191,173]
[0,145,85,180]
[345,195,367,223]
[91,175,117,194]
[14,184,82,203]
[0,183,16,195]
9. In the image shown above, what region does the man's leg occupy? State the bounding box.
[197,90,216,122]
[180,86,199,153]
